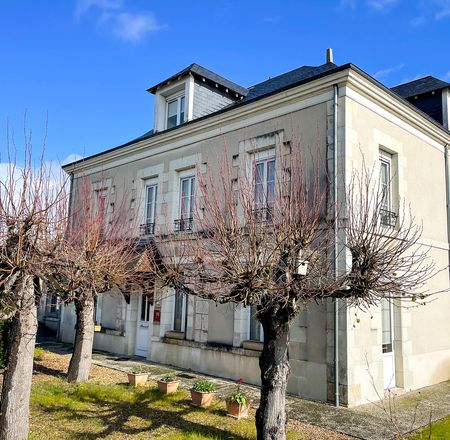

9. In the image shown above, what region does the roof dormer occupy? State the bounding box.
[148,64,248,133]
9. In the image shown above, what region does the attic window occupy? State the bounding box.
[167,95,185,129]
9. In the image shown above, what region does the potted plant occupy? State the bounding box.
[226,378,251,419]
[190,379,215,408]
[127,365,152,387]
[157,372,180,394]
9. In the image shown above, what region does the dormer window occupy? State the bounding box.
[148,64,247,133]
[167,95,185,129]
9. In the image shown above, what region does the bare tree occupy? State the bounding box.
[0,131,66,440]
[47,176,142,383]
[145,143,437,440]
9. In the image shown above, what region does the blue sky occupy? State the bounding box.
[0,0,449,164]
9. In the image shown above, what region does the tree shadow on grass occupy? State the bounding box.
[33,363,67,378]
[37,387,250,440]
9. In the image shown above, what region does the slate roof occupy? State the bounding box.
[391,76,450,98]
[63,63,450,170]
[243,63,338,101]
[147,63,249,97]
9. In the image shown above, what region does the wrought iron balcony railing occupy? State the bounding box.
[380,209,398,228]
[174,218,193,232]
[139,222,155,236]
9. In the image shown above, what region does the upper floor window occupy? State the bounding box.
[141,183,157,236]
[379,151,397,227]
[167,95,185,129]
[175,175,195,232]
[95,189,108,235]
[254,153,275,221]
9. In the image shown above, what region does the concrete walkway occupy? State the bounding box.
[40,340,450,440]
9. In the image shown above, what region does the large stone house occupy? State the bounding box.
[52,50,450,407]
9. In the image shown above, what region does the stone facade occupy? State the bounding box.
[56,63,450,407]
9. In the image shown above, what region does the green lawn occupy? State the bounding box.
[29,378,261,439]
[28,351,311,440]
[406,415,450,440]
[24,349,352,439]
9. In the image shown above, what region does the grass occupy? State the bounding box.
[407,415,450,439]
[34,346,46,361]
[28,351,309,440]
[29,378,280,439]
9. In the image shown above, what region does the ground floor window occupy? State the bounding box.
[381,298,393,354]
[249,305,263,342]
[173,291,186,332]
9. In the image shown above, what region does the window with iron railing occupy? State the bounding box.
[175,176,195,232]
[379,152,398,227]
[140,183,157,236]
[254,156,275,222]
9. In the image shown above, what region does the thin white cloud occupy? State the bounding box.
[75,0,166,42]
[113,12,167,42]
[410,16,426,26]
[399,73,427,84]
[62,154,84,165]
[444,71,450,80]
[75,0,122,19]
[435,0,450,19]
[367,0,398,11]
[373,63,405,81]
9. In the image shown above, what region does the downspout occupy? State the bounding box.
[444,146,450,277]
[333,84,340,407]
[184,296,189,340]
[57,171,74,342]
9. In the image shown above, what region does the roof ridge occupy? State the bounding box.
[249,62,337,89]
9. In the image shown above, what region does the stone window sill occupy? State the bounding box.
[165,330,185,340]
[242,340,264,352]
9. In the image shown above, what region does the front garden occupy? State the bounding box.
[24,348,350,440]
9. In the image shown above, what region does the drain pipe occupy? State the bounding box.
[444,145,450,277]
[333,83,340,407]
[57,171,74,342]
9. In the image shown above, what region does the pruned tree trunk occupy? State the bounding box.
[255,312,291,440]
[67,295,95,383]
[0,275,37,440]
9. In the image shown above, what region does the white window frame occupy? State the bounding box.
[140,294,152,323]
[172,291,187,332]
[179,175,195,220]
[247,306,264,342]
[166,93,185,129]
[379,151,392,212]
[94,187,109,234]
[143,182,158,234]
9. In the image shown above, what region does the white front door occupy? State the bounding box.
[382,299,395,389]
[135,294,152,357]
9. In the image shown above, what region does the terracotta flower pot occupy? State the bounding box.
[157,380,180,394]
[226,400,251,419]
[127,373,148,387]
[190,389,215,407]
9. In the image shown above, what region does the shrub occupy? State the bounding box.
[34,347,46,361]
[192,379,215,393]
[130,365,152,374]
[160,372,177,382]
